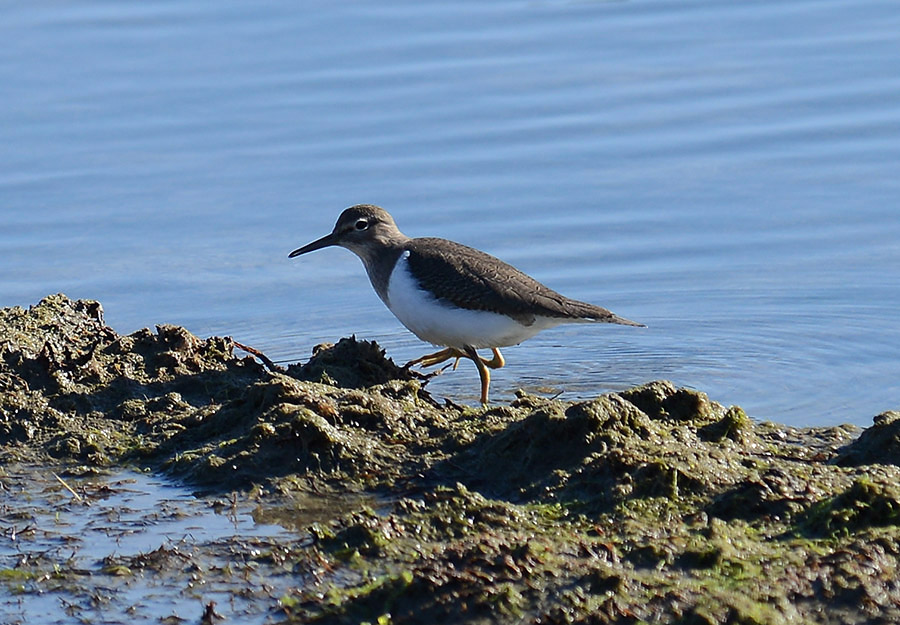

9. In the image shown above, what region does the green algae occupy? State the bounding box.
[3,294,900,624]
[835,410,900,467]
[800,474,900,537]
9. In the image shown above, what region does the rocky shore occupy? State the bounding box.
[2,294,899,624]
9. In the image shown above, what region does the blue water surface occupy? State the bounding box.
[1,0,899,426]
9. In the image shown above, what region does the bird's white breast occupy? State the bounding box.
[385,252,561,349]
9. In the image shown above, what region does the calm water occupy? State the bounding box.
[2,0,899,427]
[0,465,299,623]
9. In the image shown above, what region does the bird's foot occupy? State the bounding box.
[408,346,505,406]
[480,347,505,370]
[405,347,467,369]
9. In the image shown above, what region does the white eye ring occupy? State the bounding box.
[355,219,369,231]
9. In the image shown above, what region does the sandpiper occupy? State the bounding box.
[289,204,643,404]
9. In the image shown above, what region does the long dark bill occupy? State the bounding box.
[288,232,339,258]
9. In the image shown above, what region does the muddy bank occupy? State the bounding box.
[2,294,900,624]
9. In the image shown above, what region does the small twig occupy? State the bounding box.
[52,472,85,503]
[200,600,224,624]
[233,341,284,373]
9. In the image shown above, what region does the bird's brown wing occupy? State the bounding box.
[405,238,640,326]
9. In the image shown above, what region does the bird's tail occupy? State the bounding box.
[607,313,645,327]
[568,301,645,327]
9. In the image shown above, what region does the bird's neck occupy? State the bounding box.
[352,241,408,305]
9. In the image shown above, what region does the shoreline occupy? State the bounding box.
[2,294,899,624]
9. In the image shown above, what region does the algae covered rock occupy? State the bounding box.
[619,379,721,423]
[288,336,417,388]
[800,472,900,537]
[0,294,444,491]
[4,294,900,625]
[835,410,900,466]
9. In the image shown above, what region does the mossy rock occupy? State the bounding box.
[835,410,900,467]
[800,476,900,537]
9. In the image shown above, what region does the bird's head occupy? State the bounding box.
[289,204,407,263]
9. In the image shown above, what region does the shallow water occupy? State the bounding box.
[0,465,302,624]
[2,0,899,426]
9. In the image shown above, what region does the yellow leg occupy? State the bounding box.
[405,347,467,369]
[481,347,505,370]
[408,346,505,405]
[464,346,492,405]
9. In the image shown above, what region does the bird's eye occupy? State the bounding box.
[354,219,369,231]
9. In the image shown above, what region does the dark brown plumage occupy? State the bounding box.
[405,237,641,326]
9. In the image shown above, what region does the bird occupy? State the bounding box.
[289,204,643,404]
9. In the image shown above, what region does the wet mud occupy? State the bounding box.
[2,294,900,624]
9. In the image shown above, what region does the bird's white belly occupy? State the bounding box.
[385,253,561,349]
